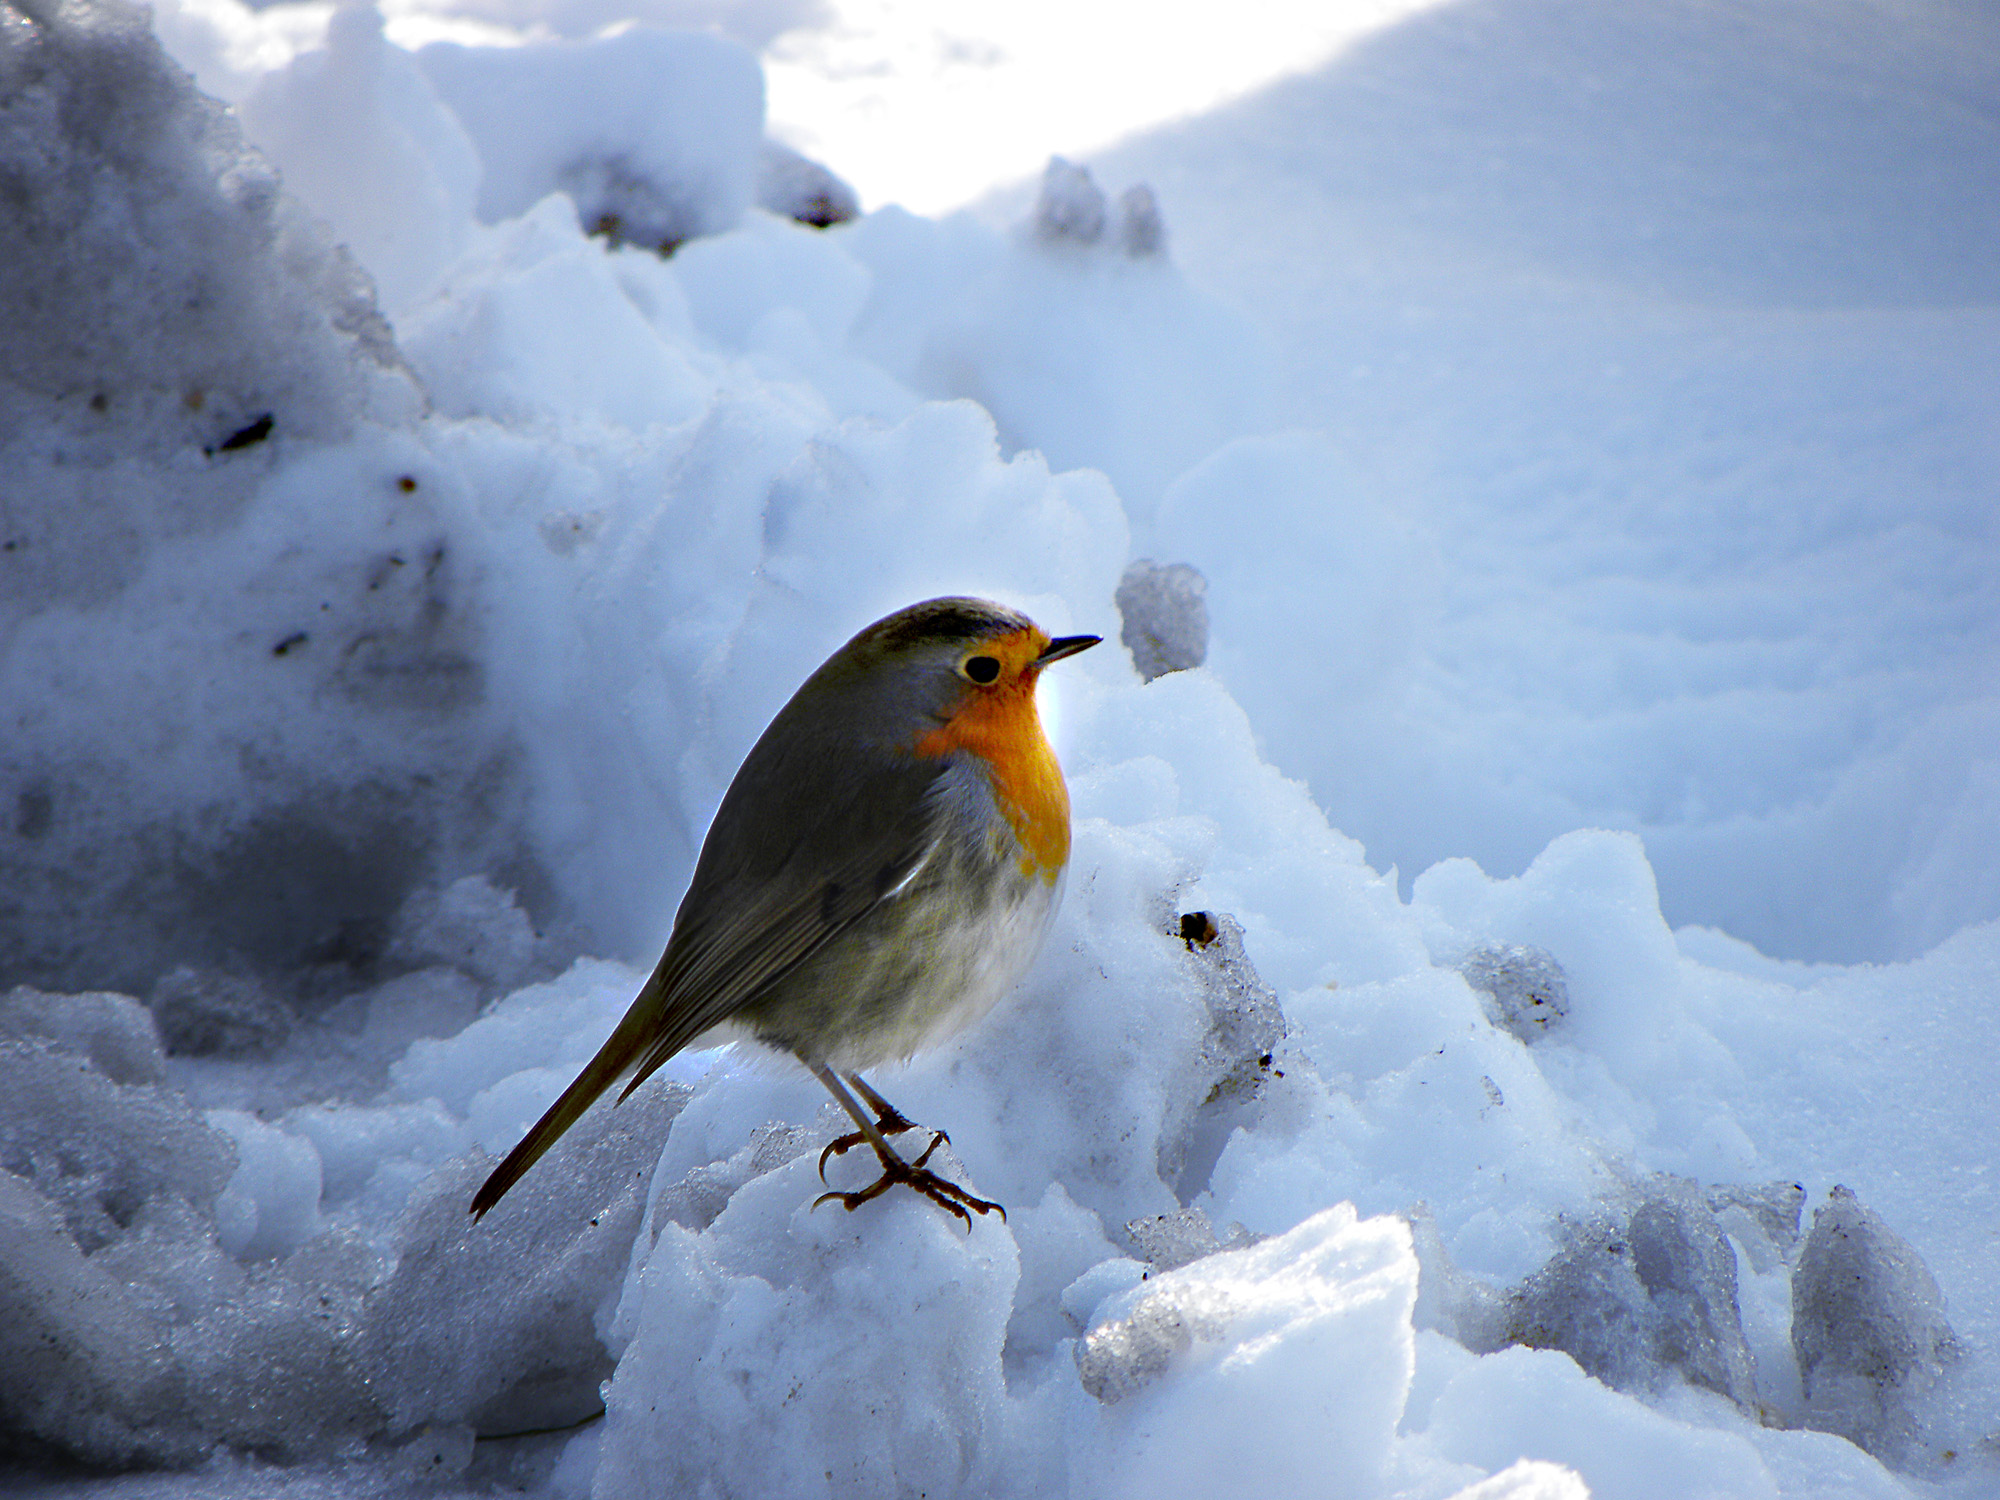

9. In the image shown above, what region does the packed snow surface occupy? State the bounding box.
[1,0,1995,1497]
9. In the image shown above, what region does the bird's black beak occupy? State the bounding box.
[1035,634,1101,667]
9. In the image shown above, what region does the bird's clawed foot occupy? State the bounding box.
[812,1129,1007,1229]
[816,1102,922,1182]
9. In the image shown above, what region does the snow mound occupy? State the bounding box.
[237,4,480,316]
[416,27,763,253]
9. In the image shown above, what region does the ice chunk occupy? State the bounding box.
[150,968,296,1059]
[1073,1205,1417,1493]
[1503,1176,1756,1407]
[1078,1281,1227,1403]
[757,139,860,228]
[1034,156,1107,246]
[1459,942,1571,1042]
[1124,1205,1257,1272]
[1116,558,1209,681]
[1183,911,1286,1088]
[0,1037,235,1254]
[386,876,546,994]
[358,1080,689,1437]
[1160,909,1285,1199]
[1117,183,1167,258]
[1791,1185,1961,1463]
[0,985,165,1085]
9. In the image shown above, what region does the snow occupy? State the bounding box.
[1,0,1997,1496]
[414,28,764,253]
[1080,0,2000,965]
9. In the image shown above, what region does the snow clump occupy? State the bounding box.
[1114,558,1209,682]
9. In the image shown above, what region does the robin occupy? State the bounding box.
[470,597,1099,1226]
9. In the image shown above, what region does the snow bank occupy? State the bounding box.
[1085,0,2000,966]
[0,0,530,997]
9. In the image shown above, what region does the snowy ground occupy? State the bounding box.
[1,0,1996,1496]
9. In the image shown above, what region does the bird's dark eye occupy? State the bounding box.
[962,654,1001,684]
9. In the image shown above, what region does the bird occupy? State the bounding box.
[470,596,1099,1227]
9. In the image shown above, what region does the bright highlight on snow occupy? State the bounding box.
[0,0,1995,1497]
[760,0,1450,215]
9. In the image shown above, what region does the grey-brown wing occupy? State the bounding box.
[615,737,952,1094]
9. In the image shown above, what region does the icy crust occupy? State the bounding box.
[0,963,686,1469]
[1492,1176,1762,1408]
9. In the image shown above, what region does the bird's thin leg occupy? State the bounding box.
[846,1072,920,1137]
[812,1072,908,1184]
[806,1062,1004,1227]
[818,1070,924,1177]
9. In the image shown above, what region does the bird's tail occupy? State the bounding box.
[468,980,666,1219]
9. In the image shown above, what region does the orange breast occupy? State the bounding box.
[913,632,1071,881]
